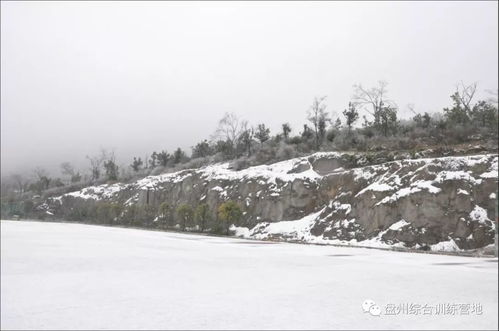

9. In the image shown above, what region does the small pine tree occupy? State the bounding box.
[470,100,498,129]
[237,128,254,157]
[282,123,291,141]
[104,160,119,181]
[192,140,213,158]
[377,106,398,136]
[301,124,314,140]
[343,102,359,131]
[131,157,143,172]
[173,148,187,164]
[215,140,235,160]
[444,92,470,125]
[157,151,170,167]
[255,124,270,144]
[149,152,158,169]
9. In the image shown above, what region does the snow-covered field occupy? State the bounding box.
[1,221,497,330]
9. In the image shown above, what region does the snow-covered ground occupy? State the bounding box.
[1,221,497,330]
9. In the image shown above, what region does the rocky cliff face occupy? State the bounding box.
[41,152,498,252]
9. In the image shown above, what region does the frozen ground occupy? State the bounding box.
[1,221,497,330]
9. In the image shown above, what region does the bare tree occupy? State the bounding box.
[352,80,395,117]
[33,167,48,181]
[60,162,75,177]
[307,96,330,150]
[60,162,76,184]
[213,112,247,146]
[212,113,249,158]
[32,167,50,192]
[352,81,400,136]
[454,81,478,112]
[444,82,479,125]
[11,174,28,196]
[407,103,417,116]
[86,149,108,182]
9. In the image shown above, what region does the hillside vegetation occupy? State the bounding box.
[1,82,498,254]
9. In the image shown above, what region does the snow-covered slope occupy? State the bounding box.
[42,152,498,252]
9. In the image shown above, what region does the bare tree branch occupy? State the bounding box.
[352,80,395,117]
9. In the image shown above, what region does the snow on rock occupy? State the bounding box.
[388,219,411,231]
[198,157,322,186]
[124,195,138,206]
[356,233,406,249]
[355,182,394,197]
[435,170,482,185]
[352,154,495,206]
[457,189,469,195]
[480,157,498,178]
[431,239,460,252]
[52,153,496,206]
[330,201,352,215]
[136,170,193,189]
[250,208,326,242]
[63,183,125,201]
[230,225,251,238]
[375,182,438,206]
[412,180,442,194]
[469,205,492,225]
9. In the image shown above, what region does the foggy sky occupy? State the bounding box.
[1,1,498,177]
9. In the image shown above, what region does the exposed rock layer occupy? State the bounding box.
[42,152,498,252]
